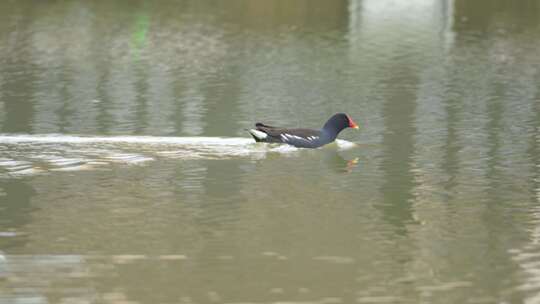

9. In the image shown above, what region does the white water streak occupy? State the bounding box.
[0,134,357,177]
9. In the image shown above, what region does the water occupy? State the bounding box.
[0,0,539,303]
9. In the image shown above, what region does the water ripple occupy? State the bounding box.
[0,134,358,177]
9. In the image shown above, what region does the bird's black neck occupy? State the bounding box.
[322,119,346,139]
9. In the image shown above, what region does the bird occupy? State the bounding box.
[247,113,359,148]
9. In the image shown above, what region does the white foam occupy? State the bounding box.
[335,139,358,150]
[105,153,154,164]
[0,134,253,146]
[269,144,300,153]
[0,160,31,167]
[0,134,357,150]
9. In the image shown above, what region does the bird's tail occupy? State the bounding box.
[247,129,267,142]
[255,122,276,129]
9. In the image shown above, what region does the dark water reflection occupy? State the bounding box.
[1,0,540,303]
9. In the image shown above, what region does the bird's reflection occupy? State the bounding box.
[321,150,360,173]
[346,157,360,173]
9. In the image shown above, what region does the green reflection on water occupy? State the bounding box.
[132,13,150,60]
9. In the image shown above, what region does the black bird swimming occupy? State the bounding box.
[248,113,359,148]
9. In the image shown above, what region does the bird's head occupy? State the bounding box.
[323,113,359,133]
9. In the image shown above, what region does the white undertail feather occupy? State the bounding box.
[248,129,268,140]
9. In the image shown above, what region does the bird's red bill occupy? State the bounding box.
[347,115,359,129]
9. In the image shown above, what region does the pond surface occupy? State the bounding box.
[1,0,540,303]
